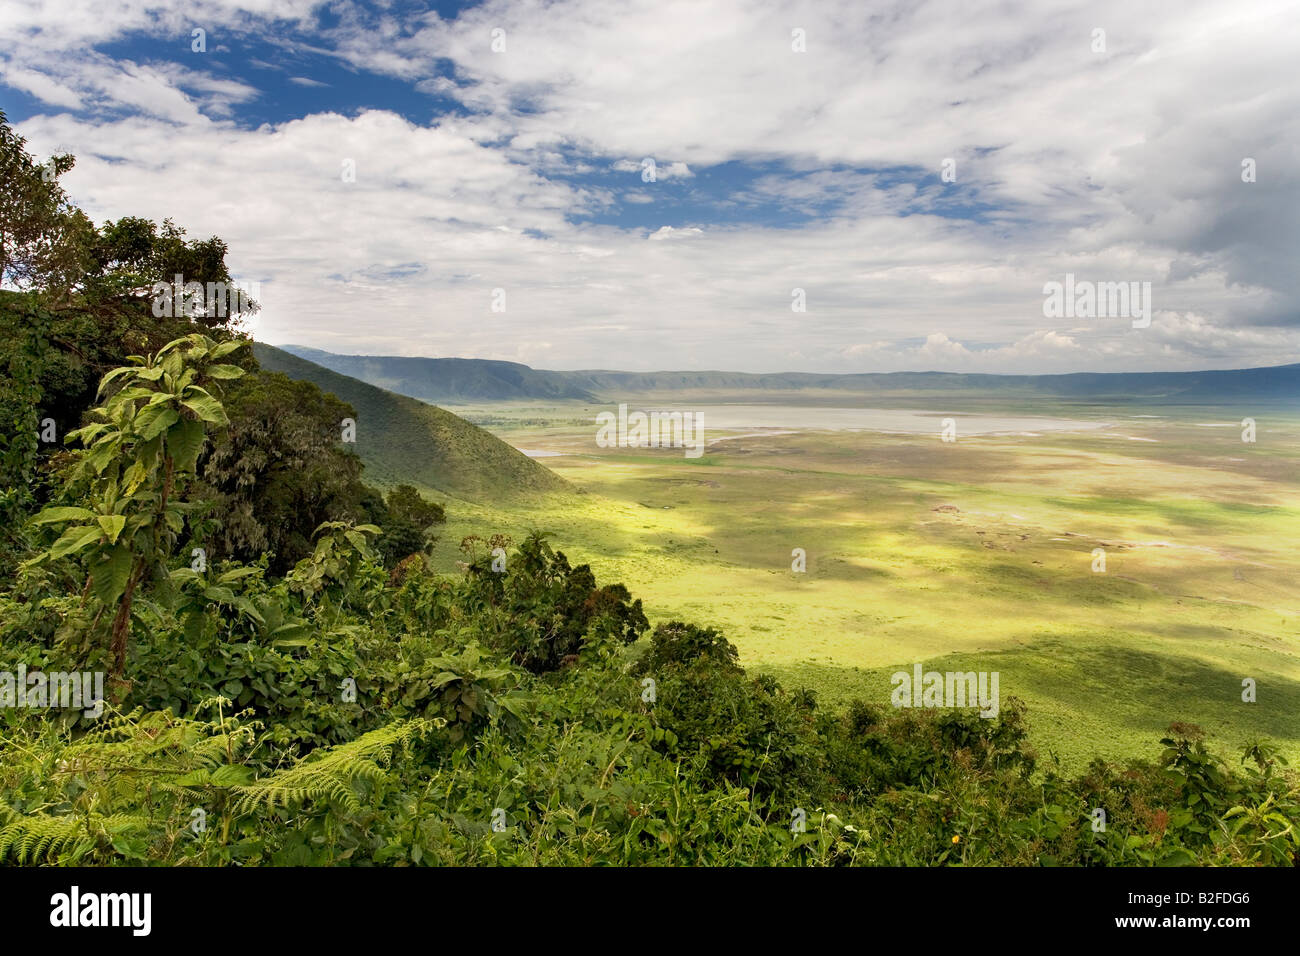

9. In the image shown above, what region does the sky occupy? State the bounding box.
[2,0,1297,374]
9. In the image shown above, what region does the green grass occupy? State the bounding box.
[413,400,1300,773]
[253,343,569,499]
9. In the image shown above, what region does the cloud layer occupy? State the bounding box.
[4,0,1297,372]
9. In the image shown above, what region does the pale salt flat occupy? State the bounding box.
[635,405,1110,436]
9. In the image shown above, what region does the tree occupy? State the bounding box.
[1,111,262,510]
[385,484,445,529]
[376,484,446,567]
[198,370,374,575]
[83,216,254,329]
[26,334,246,681]
[0,108,91,300]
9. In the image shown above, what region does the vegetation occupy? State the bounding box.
[278,345,597,403]
[432,403,1300,773]
[254,343,569,498]
[2,110,1297,867]
[4,383,1299,864]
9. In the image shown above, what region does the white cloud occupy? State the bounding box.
[4,0,1297,373]
[648,226,703,240]
[1,66,83,108]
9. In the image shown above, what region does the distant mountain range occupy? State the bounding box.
[279,346,598,402]
[254,344,569,499]
[278,345,1300,405]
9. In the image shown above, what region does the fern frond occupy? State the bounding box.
[59,707,254,779]
[0,813,94,864]
[232,719,431,816]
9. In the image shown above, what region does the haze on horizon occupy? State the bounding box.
[3,0,1297,375]
[278,342,1300,379]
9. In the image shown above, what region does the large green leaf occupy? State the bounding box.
[122,461,148,495]
[217,567,261,583]
[168,567,202,585]
[84,440,119,476]
[108,386,155,406]
[96,365,136,395]
[210,764,255,787]
[270,623,311,646]
[161,351,184,379]
[270,636,310,649]
[180,390,227,424]
[91,544,134,607]
[204,364,245,380]
[168,418,206,472]
[136,434,163,469]
[137,405,180,440]
[163,506,185,534]
[47,524,103,560]
[31,506,95,525]
[67,422,110,443]
[209,340,247,360]
[96,514,127,544]
[230,596,266,625]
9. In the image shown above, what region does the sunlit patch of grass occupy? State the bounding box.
[422,403,1300,773]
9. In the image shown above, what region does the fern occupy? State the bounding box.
[0,702,266,865]
[0,812,92,863]
[233,718,432,815]
[0,810,148,864]
[57,705,258,780]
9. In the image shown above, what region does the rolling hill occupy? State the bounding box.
[272,345,1300,406]
[253,344,569,500]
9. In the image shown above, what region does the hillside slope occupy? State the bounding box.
[254,344,569,500]
[279,345,596,403]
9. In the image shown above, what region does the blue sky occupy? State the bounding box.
[2,0,1297,373]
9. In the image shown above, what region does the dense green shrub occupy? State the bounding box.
[461,531,648,673]
[632,622,823,806]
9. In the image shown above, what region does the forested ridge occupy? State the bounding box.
[252,342,570,498]
[2,110,1297,867]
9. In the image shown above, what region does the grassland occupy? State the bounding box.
[253,343,569,497]
[419,395,1300,773]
